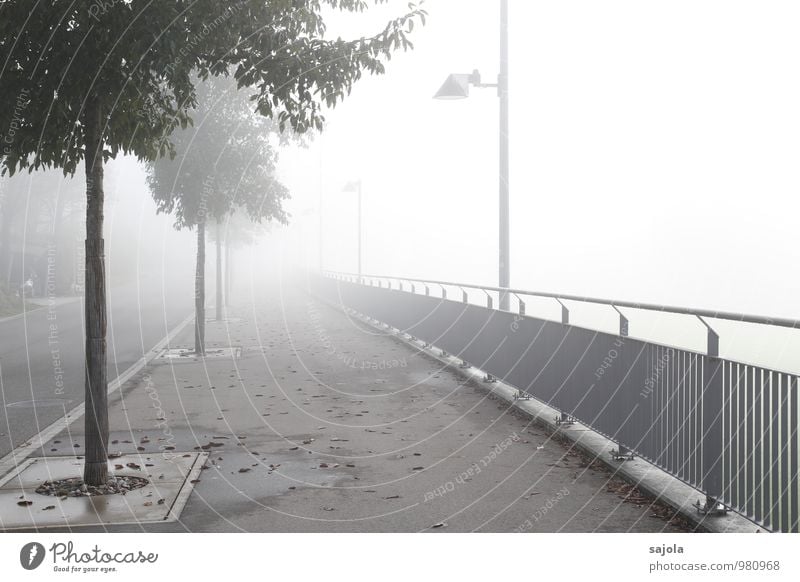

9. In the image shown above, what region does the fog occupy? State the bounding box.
[2,1,797,378]
[279,0,800,372]
[283,0,800,313]
[3,0,798,372]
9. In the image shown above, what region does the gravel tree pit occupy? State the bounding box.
[35,476,150,498]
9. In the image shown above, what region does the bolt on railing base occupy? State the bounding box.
[694,497,729,517]
[610,448,635,462]
[555,413,576,427]
[513,390,533,401]
[484,374,498,383]
[459,360,471,369]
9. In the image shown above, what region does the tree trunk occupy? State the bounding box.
[82,98,108,486]
[215,219,222,321]
[194,219,206,354]
[225,240,231,308]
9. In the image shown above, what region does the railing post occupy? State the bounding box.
[612,305,629,337]
[483,290,493,310]
[697,353,727,516]
[462,288,468,304]
[610,305,633,461]
[439,284,447,300]
[425,285,430,297]
[556,298,569,325]
[697,316,719,358]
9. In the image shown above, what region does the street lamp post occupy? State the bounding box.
[435,0,510,311]
[342,180,363,282]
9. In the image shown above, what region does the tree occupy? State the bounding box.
[0,0,425,486]
[147,75,288,353]
[212,210,274,308]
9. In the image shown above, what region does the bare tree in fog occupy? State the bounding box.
[147,76,289,354]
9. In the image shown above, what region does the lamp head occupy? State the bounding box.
[342,180,361,193]
[433,70,482,100]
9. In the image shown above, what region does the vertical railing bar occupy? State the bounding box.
[756,368,765,524]
[667,343,672,472]
[660,345,666,467]
[680,351,687,482]
[749,367,756,520]
[768,372,781,531]
[790,376,799,532]
[779,374,789,532]
[681,352,693,479]
[736,363,744,513]
[724,361,732,506]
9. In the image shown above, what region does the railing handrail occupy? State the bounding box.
[322,270,800,331]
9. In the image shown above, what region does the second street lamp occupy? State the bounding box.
[434,0,510,311]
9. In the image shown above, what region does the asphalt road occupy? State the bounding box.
[0,276,193,459]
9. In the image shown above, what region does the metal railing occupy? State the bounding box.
[312,271,800,532]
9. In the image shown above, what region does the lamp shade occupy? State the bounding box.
[433,74,470,100]
[342,180,360,193]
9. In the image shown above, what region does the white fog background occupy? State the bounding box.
[7,1,798,373]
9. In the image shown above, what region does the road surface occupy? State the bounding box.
[0,276,192,459]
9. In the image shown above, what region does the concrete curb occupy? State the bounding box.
[317,298,765,534]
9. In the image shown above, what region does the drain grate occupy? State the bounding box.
[157,347,242,360]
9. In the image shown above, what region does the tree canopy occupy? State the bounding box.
[0,0,426,176]
[146,75,289,230]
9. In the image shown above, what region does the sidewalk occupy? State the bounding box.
[17,284,691,532]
